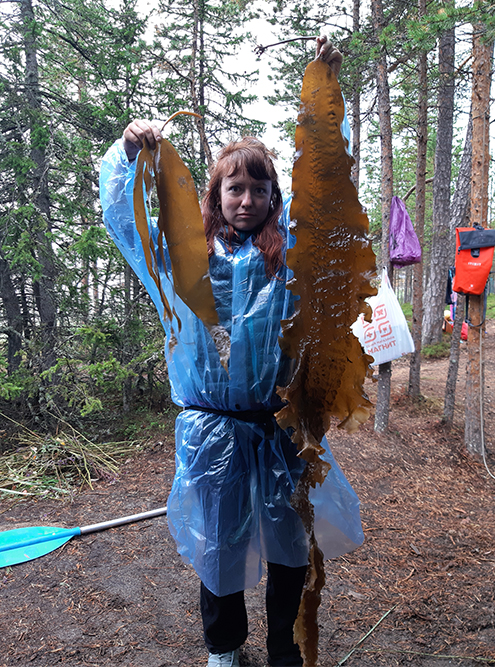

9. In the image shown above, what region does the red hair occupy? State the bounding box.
[202,137,284,279]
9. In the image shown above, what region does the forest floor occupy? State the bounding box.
[0,322,494,667]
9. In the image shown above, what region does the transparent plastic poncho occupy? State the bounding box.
[99,140,364,596]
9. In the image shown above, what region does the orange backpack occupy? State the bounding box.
[452,226,495,295]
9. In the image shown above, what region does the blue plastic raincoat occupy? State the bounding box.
[99,139,364,596]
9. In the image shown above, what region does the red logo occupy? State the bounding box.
[374,304,387,320]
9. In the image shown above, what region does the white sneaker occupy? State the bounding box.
[207,649,240,666]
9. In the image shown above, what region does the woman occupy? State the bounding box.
[100,37,363,667]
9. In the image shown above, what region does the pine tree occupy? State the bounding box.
[154,0,263,188]
[422,2,456,347]
[371,0,394,432]
[0,0,167,417]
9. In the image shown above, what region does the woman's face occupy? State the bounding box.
[220,169,273,232]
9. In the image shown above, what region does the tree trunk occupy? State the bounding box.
[443,293,465,427]
[0,255,23,373]
[422,13,455,346]
[449,114,472,243]
[442,118,472,425]
[371,0,394,432]
[405,265,413,304]
[21,0,58,373]
[408,0,427,398]
[350,0,361,189]
[191,0,213,175]
[465,26,493,457]
[122,264,133,413]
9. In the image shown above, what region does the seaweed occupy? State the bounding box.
[276,58,377,666]
[133,119,230,369]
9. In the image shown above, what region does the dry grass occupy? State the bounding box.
[0,413,141,500]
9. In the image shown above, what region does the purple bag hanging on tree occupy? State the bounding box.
[389,196,422,266]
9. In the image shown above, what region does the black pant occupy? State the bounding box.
[201,562,306,667]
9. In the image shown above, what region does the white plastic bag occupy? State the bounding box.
[352,268,415,365]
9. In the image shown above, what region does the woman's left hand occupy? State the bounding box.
[316,35,343,78]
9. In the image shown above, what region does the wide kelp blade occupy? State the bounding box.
[276,59,377,666]
[134,143,174,323]
[0,526,80,568]
[133,136,230,368]
[277,58,376,455]
[153,139,219,327]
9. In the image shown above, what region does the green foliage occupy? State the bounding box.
[122,403,180,440]
[3,147,35,185]
[422,337,451,359]
[71,226,112,264]
[486,293,495,320]
[0,0,179,427]
[401,302,413,322]
[0,0,490,442]
[0,363,24,401]
[154,0,263,186]
[260,0,331,141]
[31,312,169,418]
[4,228,43,279]
[0,308,170,423]
[31,122,50,150]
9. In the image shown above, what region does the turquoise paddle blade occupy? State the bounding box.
[0,526,81,568]
[0,506,167,568]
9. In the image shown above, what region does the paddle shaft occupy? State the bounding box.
[0,506,168,555]
[80,506,168,534]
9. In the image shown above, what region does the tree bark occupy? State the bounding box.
[465,26,493,457]
[122,264,133,413]
[0,254,23,373]
[450,114,473,244]
[422,13,455,346]
[21,0,58,373]
[371,0,394,432]
[442,118,472,425]
[443,293,465,427]
[408,0,427,398]
[350,0,361,189]
[191,0,213,175]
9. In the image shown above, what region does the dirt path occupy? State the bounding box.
[1,325,494,666]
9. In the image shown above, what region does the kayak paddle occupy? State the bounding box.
[0,506,168,568]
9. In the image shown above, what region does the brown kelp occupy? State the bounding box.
[276,59,377,666]
[133,114,230,368]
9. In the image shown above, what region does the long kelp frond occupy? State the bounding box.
[277,59,376,451]
[276,59,377,666]
[134,142,174,324]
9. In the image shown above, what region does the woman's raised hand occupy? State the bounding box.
[316,35,343,78]
[123,119,162,161]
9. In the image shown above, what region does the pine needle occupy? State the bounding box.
[355,647,495,663]
[336,605,397,666]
